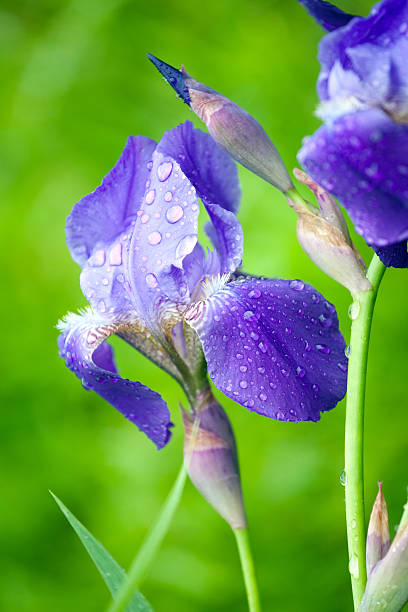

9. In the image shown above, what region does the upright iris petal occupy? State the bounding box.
[298,0,408,268]
[185,276,347,421]
[297,0,356,32]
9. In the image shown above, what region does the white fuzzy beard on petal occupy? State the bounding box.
[199,273,231,300]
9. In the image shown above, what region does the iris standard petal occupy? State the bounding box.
[298,0,356,33]
[298,108,408,249]
[128,149,200,331]
[66,135,157,266]
[157,122,243,273]
[317,0,408,102]
[185,276,347,422]
[57,308,173,448]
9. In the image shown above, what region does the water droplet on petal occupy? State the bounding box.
[257,366,265,374]
[243,310,254,320]
[166,204,184,223]
[175,234,197,260]
[141,213,150,224]
[239,365,247,373]
[109,243,122,266]
[258,342,267,353]
[289,280,304,291]
[148,231,162,245]
[236,353,244,360]
[164,190,173,202]
[239,380,248,389]
[98,299,106,313]
[145,273,158,288]
[145,189,156,204]
[157,161,173,181]
[316,344,331,354]
[296,366,306,378]
[90,249,105,267]
[248,289,261,298]
[337,362,348,372]
[259,392,267,401]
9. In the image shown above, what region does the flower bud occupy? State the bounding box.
[182,392,247,530]
[366,482,390,575]
[360,492,408,612]
[291,169,371,298]
[147,53,293,192]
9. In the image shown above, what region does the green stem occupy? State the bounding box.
[345,253,385,609]
[234,528,261,612]
[107,463,188,612]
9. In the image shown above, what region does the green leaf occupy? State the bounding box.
[50,491,154,612]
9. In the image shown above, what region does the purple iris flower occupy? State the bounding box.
[297,0,408,268]
[58,121,348,449]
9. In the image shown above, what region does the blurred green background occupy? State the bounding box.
[1,0,406,610]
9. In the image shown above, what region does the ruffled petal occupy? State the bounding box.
[66,136,157,266]
[57,308,173,448]
[157,122,243,273]
[185,276,347,422]
[298,0,355,32]
[298,108,408,249]
[128,149,200,331]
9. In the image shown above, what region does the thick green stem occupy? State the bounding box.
[345,253,385,609]
[234,528,261,612]
[107,463,188,612]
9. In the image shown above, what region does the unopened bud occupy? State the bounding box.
[182,393,247,529]
[366,482,390,575]
[291,169,371,298]
[147,53,293,192]
[360,491,408,612]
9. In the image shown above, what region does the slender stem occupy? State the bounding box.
[107,463,188,612]
[344,253,385,609]
[234,528,261,612]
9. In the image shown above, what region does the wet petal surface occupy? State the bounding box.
[185,276,347,421]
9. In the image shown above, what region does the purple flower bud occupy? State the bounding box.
[291,169,371,298]
[361,494,408,612]
[366,482,390,576]
[147,53,293,193]
[182,392,247,530]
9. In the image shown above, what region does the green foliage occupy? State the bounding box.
[1,0,405,611]
[50,492,153,612]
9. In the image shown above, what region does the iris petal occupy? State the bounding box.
[57,308,173,448]
[298,0,355,33]
[185,276,347,421]
[157,121,243,273]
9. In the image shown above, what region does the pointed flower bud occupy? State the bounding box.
[147,53,293,193]
[360,491,408,612]
[366,482,390,576]
[290,169,372,298]
[182,391,247,530]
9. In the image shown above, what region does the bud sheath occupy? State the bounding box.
[366,482,390,575]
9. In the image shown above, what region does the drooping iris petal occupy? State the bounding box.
[374,241,408,268]
[157,121,243,273]
[57,308,173,448]
[298,108,408,251]
[298,0,356,33]
[66,136,157,266]
[185,276,347,421]
[128,149,200,332]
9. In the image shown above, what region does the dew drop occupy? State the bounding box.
[236,353,244,360]
[316,344,331,354]
[257,366,265,374]
[157,161,173,181]
[259,392,267,401]
[164,190,173,202]
[289,280,304,291]
[148,231,162,245]
[98,299,106,313]
[312,383,319,392]
[102,278,109,286]
[258,342,267,353]
[340,470,347,486]
[175,234,196,260]
[145,273,158,288]
[109,243,122,266]
[166,204,184,223]
[296,366,306,378]
[90,249,105,267]
[145,189,156,204]
[337,362,348,372]
[318,313,332,328]
[141,213,150,224]
[345,345,351,358]
[239,365,248,373]
[348,301,360,320]
[243,310,255,320]
[248,289,261,298]
[239,380,248,389]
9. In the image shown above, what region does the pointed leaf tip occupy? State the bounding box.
[50,491,154,612]
[147,53,191,105]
